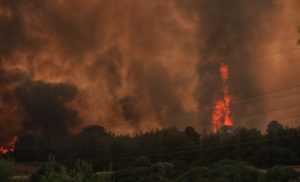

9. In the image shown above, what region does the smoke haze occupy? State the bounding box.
[0,0,300,145]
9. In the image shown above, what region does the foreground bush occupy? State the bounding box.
[30,157,112,182]
[29,157,300,182]
[112,159,261,182]
[176,160,261,182]
[0,159,13,182]
[112,159,300,182]
[260,166,299,182]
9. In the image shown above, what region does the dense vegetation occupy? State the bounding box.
[0,159,13,182]
[1,120,300,181]
[10,120,300,170]
[111,159,299,182]
[1,158,299,182]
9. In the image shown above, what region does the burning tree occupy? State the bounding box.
[211,56,233,132]
[0,137,17,155]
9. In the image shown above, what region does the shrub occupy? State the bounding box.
[30,156,106,182]
[260,166,298,182]
[208,160,261,182]
[0,160,12,182]
[95,171,113,182]
[176,167,208,182]
[133,156,151,168]
[112,167,140,182]
[253,146,296,168]
[150,162,174,177]
[176,160,261,182]
[69,160,95,182]
[30,157,72,182]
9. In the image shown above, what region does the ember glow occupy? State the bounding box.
[212,57,233,132]
[0,137,17,155]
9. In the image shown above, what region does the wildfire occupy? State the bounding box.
[0,137,17,155]
[212,56,233,132]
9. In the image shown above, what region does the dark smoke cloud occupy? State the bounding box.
[0,68,27,88]
[1,0,104,61]
[178,0,275,129]
[0,1,27,57]
[25,0,103,56]
[124,60,183,127]
[0,68,29,144]
[15,80,80,135]
[1,0,192,138]
[1,0,297,142]
[89,47,124,98]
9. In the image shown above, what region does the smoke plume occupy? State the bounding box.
[190,0,275,129]
[0,0,300,145]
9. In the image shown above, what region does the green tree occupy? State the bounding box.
[69,160,95,182]
[30,156,107,182]
[30,156,72,182]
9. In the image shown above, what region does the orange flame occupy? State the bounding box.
[0,137,17,155]
[212,57,233,132]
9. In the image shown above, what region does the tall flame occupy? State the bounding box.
[0,137,17,155]
[212,56,233,132]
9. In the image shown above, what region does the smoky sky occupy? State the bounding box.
[123,60,184,128]
[0,0,299,145]
[188,0,275,129]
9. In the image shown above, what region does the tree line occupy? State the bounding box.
[7,120,300,170]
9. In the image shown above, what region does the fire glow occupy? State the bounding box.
[212,57,234,132]
[0,137,17,155]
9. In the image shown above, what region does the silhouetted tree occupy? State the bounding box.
[80,125,107,138]
[266,120,283,136]
[185,127,200,144]
[12,120,300,170]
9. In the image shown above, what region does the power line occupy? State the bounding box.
[233,84,300,105]
[232,90,300,108]
[4,48,300,151]
[22,47,300,134]
[240,47,300,64]
[129,85,300,124]
[7,95,300,152]
[137,96,300,126]
[235,104,300,121]
[178,46,300,104]
[133,85,300,124]
[11,100,300,152]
